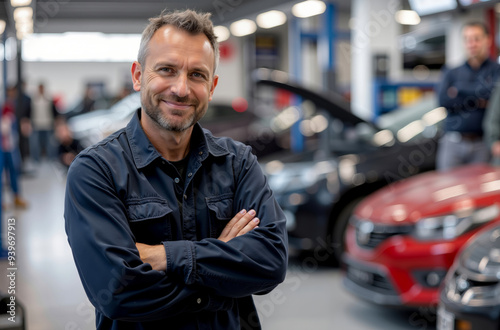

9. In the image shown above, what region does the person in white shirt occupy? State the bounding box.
[30,83,59,162]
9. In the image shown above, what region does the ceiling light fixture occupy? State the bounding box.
[257,10,287,29]
[0,20,6,34]
[292,0,326,18]
[13,6,33,21]
[395,10,421,25]
[10,0,32,7]
[230,19,257,37]
[214,26,230,42]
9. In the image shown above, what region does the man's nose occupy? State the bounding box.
[171,74,189,97]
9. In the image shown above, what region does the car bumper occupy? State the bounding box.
[342,254,402,306]
[437,300,500,330]
[342,225,470,307]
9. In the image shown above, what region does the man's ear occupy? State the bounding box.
[208,75,219,101]
[131,61,142,91]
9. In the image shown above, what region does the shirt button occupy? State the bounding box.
[187,172,192,177]
[196,298,202,304]
[161,160,166,165]
[174,178,180,184]
[199,151,203,156]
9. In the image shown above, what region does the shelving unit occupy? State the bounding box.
[373,79,437,120]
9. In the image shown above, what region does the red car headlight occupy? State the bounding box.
[414,204,500,241]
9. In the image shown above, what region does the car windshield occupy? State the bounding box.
[255,84,443,157]
[376,95,443,143]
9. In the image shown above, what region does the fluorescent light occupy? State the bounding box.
[422,107,447,126]
[16,20,33,39]
[373,129,395,146]
[292,0,326,18]
[257,10,287,29]
[14,7,33,21]
[397,120,424,143]
[214,25,230,42]
[0,20,5,35]
[395,10,421,25]
[230,19,256,37]
[16,21,33,33]
[10,0,31,6]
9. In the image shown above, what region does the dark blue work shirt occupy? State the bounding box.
[64,109,288,329]
[437,58,500,134]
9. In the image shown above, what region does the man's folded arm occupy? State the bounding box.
[64,154,233,322]
[164,146,289,298]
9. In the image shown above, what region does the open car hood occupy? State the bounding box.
[253,68,378,129]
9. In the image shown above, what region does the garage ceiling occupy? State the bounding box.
[33,0,294,22]
[0,0,351,34]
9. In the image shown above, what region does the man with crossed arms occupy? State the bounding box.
[65,9,288,330]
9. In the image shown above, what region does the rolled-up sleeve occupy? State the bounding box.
[164,145,288,298]
[64,153,233,322]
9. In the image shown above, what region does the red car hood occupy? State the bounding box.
[355,164,500,224]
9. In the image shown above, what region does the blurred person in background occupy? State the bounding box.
[2,86,28,208]
[14,80,32,168]
[436,21,500,171]
[77,84,96,114]
[54,117,84,169]
[30,82,59,163]
[109,84,133,106]
[65,9,287,329]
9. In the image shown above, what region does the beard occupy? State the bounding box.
[142,93,204,132]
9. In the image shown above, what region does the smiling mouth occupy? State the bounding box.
[162,99,193,110]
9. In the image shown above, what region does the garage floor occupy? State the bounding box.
[0,161,438,330]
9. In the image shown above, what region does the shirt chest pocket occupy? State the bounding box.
[206,193,234,238]
[126,200,173,244]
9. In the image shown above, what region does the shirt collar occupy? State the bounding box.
[465,57,493,70]
[126,109,229,170]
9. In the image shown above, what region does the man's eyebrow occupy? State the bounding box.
[192,66,210,74]
[153,62,175,68]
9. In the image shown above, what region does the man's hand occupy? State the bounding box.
[136,209,259,269]
[447,86,458,98]
[136,242,167,271]
[218,209,260,243]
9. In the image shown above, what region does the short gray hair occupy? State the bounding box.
[137,9,220,73]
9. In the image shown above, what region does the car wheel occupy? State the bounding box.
[331,197,365,262]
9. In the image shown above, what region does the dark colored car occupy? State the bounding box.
[343,164,500,308]
[254,69,443,260]
[437,222,500,330]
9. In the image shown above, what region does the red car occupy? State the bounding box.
[342,163,500,307]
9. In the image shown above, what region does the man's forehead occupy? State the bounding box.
[154,25,209,43]
[148,25,215,71]
[463,26,486,36]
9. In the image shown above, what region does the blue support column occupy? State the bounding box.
[319,2,336,90]
[0,30,5,258]
[288,15,304,153]
[287,2,349,153]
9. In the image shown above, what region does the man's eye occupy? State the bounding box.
[192,72,206,79]
[160,67,173,73]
